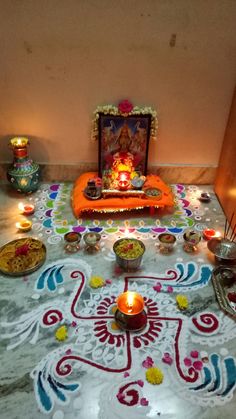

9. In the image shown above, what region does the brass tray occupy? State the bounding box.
[211,266,236,318]
[0,237,46,277]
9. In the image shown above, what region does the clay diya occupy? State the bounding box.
[115,291,147,331]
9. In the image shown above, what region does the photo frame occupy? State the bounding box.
[98,113,152,177]
[91,100,158,179]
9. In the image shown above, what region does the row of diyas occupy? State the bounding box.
[15,202,35,232]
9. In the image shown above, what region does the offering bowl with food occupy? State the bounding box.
[64,232,81,253]
[113,238,145,272]
[0,237,46,276]
[158,233,176,253]
[183,230,201,253]
[83,232,101,252]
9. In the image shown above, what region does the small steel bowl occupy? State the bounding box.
[64,232,81,253]
[83,232,101,251]
[131,176,145,190]
[158,233,176,253]
[113,238,145,272]
[199,192,211,202]
[207,238,236,262]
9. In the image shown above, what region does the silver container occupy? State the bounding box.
[207,238,236,263]
[113,238,145,272]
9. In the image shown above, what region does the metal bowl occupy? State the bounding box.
[207,238,236,262]
[83,232,101,249]
[158,233,176,253]
[131,176,145,190]
[113,238,145,272]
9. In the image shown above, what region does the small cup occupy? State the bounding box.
[158,233,176,254]
[183,230,201,253]
[83,232,101,252]
[64,232,81,253]
[199,192,211,202]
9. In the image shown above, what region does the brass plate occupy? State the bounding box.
[211,266,236,318]
[0,237,46,277]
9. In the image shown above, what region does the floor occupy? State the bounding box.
[0,181,235,419]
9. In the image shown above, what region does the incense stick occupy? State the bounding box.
[229,222,236,241]
[225,212,235,239]
[223,217,227,239]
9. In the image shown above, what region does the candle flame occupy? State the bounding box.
[126,292,134,312]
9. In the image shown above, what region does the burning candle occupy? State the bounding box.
[18,202,35,215]
[115,291,147,331]
[16,220,32,232]
[203,229,221,240]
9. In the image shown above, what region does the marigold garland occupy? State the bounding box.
[146,366,164,385]
[89,275,105,288]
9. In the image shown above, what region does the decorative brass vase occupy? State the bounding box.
[7,137,40,193]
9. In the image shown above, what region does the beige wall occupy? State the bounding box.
[0,0,236,169]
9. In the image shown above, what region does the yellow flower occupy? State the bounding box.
[146,367,164,385]
[55,325,68,341]
[89,275,105,288]
[176,294,188,310]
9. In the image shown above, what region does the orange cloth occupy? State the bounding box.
[72,172,174,217]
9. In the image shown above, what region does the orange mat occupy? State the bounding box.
[72,172,174,217]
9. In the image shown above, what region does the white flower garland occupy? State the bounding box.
[91,103,158,142]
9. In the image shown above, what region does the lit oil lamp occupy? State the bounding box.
[203,228,221,241]
[16,220,32,232]
[118,171,130,191]
[10,137,28,149]
[18,202,35,216]
[115,291,147,331]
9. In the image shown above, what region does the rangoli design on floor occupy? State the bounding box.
[1,258,236,418]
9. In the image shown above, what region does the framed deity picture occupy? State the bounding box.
[98,113,152,177]
[92,100,158,180]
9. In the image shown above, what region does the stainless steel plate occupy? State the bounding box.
[207,238,236,262]
[0,237,46,277]
[211,266,236,318]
